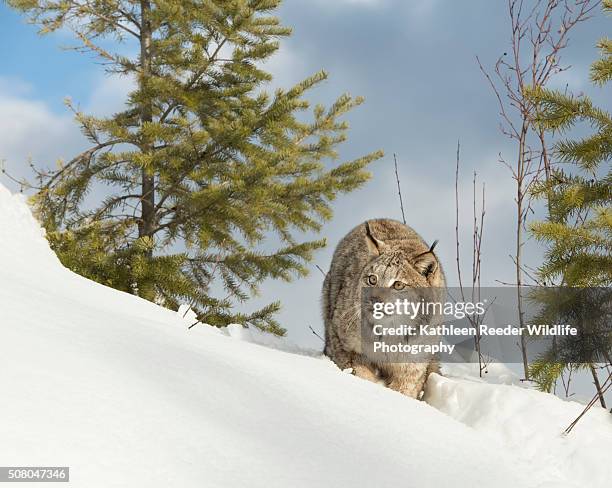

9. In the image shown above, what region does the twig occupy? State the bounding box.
[393,153,406,225]
[308,325,325,343]
[315,264,327,278]
[561,364,574,397]
[590,364,607,409]
[455,140,464,295]
[564,372,612,435]
[454,140,488,377]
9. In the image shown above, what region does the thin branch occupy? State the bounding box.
[308,325,325,343]
[564,372,612,435]
[455,140,464,296]
[393,153,406,225]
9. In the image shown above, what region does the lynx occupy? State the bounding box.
[322,219,446,398]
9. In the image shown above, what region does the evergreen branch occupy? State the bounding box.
[42,140,124,190]
[69,1,141,39]
[7,0,381,333]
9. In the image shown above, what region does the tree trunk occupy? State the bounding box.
[139,0,155,251]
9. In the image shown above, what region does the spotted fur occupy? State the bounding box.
[322,219,446,398]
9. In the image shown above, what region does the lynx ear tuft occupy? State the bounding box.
[365,221,385,255]
[429,239,439,253]
[414,251,438,277]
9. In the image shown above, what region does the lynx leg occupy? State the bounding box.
[383,363,429,399]
[325,325,354,371]
[426,359,441,376]
[352,362,380,383]
[326,333,380,384]
[386,378,422,399]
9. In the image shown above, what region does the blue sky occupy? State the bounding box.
[0,0,608,348]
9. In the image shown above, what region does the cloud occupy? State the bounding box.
[0,72,136,190]
[406,0,439,17]
[338,0,383,4]
[0,79,82,187]
[547,67,588,92]
[323,0,383,4]
[85,73,136,116]
[0,77,35,97]
[309,0,387,9]
[0,50,315,191]
[307,0,438,16]
[261,43,311,91]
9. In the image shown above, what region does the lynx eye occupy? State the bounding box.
[392,281,406,290]
[367,274,378,286]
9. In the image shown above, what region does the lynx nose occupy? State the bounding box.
[373,284,397,299]
[368,289,388,304]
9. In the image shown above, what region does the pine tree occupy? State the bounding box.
[8,0,383,334]
[526,0,612,394]
[528,1,611,287]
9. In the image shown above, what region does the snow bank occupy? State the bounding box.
[0,186,60,272]
[178,303,322,357]
[426,373,612,488]
[1,182,610,488]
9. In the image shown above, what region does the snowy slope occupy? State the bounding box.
[426,373,612,488]
[0,183,610,488]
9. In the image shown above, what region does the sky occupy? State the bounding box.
[0,0,609,350]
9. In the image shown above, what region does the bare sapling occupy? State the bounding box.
[477,0,598,380]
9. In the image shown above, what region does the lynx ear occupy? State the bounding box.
[364,221,385,255]
[413,249,438,277]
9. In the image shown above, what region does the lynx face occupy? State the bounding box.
[358,224,445,331]
[360,249,438,290]
[360,248,443,330]
[359,222,442,291]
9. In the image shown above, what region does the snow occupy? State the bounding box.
[1,182,610,488]
[426,370,612,488]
